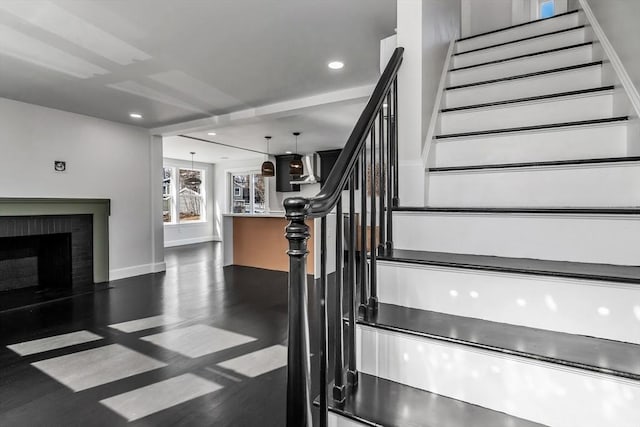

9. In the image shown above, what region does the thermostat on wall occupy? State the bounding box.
[54,161,66,172]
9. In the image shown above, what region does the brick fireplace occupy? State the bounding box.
[0,215,92,291]
[0,198,110,292]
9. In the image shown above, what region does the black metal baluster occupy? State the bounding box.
[386,90,394,251]
[393,78,399,207]
[319,217,328,427]
[347,173,358,387]
[283,47,403,427]
[378,107,385,256]
[359,151,368,319]
[284,198,313,427]
[333,198,345,402]
[369,127,378,312]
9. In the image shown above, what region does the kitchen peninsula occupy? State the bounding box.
[222,149,346,276]
[222,212,336,277]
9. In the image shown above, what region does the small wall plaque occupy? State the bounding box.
[54,161,66,172]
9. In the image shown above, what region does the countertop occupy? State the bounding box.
[223,212,338,218]
[223,212,286,218]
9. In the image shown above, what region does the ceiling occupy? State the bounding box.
[163,99,367,163]
[0,0,396,128]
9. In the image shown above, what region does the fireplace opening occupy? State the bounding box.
[0,233,72,292]
[0,206,105,311]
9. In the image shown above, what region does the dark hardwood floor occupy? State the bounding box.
[0,242,301,426]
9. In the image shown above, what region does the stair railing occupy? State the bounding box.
[284,47,403,427]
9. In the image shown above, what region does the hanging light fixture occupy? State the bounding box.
[261,136,275,177]
[184,151,202,186]
[289,132,303,176]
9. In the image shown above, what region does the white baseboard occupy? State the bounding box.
[109,262,165,281]
[164,235,220,248]
[151,262,166,273]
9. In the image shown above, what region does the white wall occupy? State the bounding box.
[583,0,640,99]
[271,182,321,213]
[163,157,216,247]
[0,97,164,280]
[422,0,462,142]
[512,0,532,25]
[462,0,513,37]
[381,34,398,73]
[463,0,568,36]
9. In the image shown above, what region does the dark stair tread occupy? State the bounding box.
[429,155,640,173]
[359,303,640,381]
[316,373,545,427]
[447,61,603,91]
[378,248,640,284]
[393,206,640,215]
[457,10,579,42]
[441,86,614,113]
[435,116,629,140]
[450,42,594,72]
[454,25,585,57]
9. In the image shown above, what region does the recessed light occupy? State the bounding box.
[207,132,216,136]
[328,61,344,70]
[285,151,292,154]
[129,112,143,119]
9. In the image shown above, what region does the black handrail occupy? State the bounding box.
[307,47,404,217]
[284,47,404,427]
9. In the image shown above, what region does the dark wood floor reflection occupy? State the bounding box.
[0,242,301,427]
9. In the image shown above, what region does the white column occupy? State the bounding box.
[397,0,426,206]
[396,0,461,206]
[150,135,166,272]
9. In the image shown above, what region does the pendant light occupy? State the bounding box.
[261,136,275,177]
[289,132,303,176]
[184,151,202,186]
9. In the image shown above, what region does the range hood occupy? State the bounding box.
[290,154,321,185]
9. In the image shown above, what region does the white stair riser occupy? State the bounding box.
[393,212,640,265]
[449,44,593,86]
[378,262,640,344]
[456,13,581,53]
[428,163,640,208]
[329,413,365,427]
[357,326,640,427]
[440,94,613,135]
[453,28,586,69]
[433,123,628,167]
[445,66,602,108]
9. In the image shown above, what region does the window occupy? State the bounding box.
[231,171,267,214]
[179,168,204,222]
[163,165,206,224]
[539,0,555,19]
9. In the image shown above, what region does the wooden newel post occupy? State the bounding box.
[284,197,313,427]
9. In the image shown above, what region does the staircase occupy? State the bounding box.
[325,9,640,427]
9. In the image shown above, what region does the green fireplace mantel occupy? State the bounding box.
[0,198,111,283]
